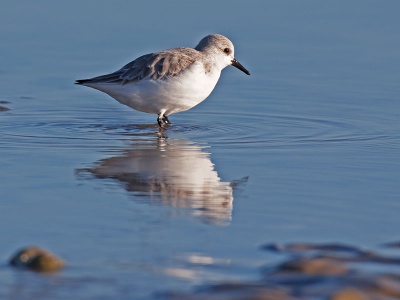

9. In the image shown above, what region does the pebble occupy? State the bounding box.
[9,246,65,272]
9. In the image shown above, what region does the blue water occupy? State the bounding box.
[1,1,400,299]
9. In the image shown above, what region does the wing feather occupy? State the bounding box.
[76,48,200,86]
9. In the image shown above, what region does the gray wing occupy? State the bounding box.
[76,48,199,86]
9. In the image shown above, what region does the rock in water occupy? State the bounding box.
[9,246,65,272]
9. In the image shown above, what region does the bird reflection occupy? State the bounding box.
[81,136,237,225]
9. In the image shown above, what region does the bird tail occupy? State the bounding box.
[75,79,90,85]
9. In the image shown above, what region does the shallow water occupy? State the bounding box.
[1,1,400,299]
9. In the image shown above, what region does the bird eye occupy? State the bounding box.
[223,48,230,54]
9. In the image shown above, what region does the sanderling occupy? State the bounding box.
[76,34,250,127]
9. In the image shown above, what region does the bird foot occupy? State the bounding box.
[162,115,171,124]
[157,114,171,128]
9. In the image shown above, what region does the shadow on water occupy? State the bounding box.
[77,126,248,225]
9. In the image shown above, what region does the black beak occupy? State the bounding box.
[231,58,250,75]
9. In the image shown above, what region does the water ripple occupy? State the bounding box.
[0,106,392,152]
[179,111,389,151]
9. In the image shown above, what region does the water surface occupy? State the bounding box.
[0,1,400,299]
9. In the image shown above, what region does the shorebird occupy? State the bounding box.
[76,34,250,127]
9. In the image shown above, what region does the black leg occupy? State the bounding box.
[157,115,163,127]
[157,113,172,128]
[162,115,171,124]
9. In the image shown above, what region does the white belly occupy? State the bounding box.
[89,61,221,115]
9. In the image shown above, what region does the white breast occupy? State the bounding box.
[91,61,221,116]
